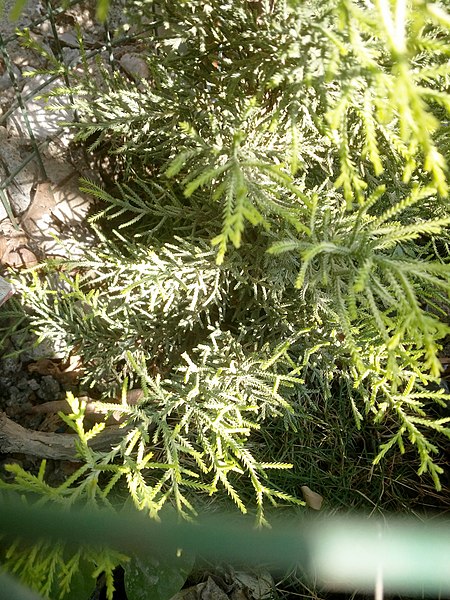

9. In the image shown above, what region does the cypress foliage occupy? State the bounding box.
[2,1,450,596]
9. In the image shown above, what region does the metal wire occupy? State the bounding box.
[0,0,134,224]
[0,30,47,178]
[0,0,157,225]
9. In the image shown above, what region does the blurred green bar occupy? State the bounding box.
[0,496,449,595]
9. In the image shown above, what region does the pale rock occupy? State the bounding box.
[2,246,38,268]
[0,64,21,91]
[0,87,14,112]
[58,31,80,48]
[21,176,93,257]
[0,202,7,222]
[7,72,74,143]
[120,53,149,80]
[0,129,36,215]
[41,154,77,186]
[0,275,15,306]
[58,31,95,48]
[61,47,80,66]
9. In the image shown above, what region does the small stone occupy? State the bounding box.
[21,400,32,413]
[42,156,76,186]
[38,20,52,36]
[20,176,93,258]
[0,65,21,91]
[7,73,74,143]
[0,377,11,394]
[16,379,29,390]
[1,357,21,376]
[58,32,80,48]
[120,53,149,80]
[0,277,15,309]
[6,385,21,403]
[62,47,80,66]
[51,178,91,224]
[18,336,67,361]
[36,375,60,401]
[2,246,38,268]
[0,130,36,215]
[28,378,40,391]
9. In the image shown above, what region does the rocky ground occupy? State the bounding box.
[0,351,77,486]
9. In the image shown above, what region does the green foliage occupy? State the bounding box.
[2,0,450,597]
[0,456,126,599]
[6,256,304,515]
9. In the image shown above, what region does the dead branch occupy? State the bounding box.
[0,411,131,461]
[28,389,145,424]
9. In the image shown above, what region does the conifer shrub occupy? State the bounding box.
[1,0,450,597]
